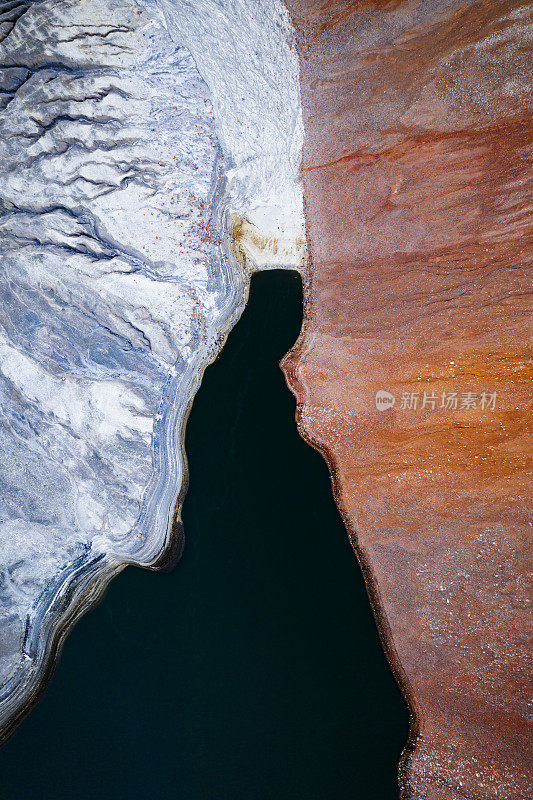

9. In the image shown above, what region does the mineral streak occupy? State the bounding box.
[282,1,532,797]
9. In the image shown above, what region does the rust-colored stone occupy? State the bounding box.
[282,1,532,797]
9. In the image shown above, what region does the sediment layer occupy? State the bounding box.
[0,0,304,739]
[282,1,532,798]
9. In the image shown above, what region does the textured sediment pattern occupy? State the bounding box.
[283,1,532,798]
[0,0,304,737]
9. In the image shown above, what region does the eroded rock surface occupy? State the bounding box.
[0,0,304,738]
[283,1,532,797]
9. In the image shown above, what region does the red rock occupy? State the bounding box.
[282,1,533,797]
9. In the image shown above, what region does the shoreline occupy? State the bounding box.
[0,0,306,741]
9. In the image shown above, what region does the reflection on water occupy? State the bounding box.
[0,270,408,799]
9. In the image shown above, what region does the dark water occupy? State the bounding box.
[0,271,408,799]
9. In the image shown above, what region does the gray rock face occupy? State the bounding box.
[0,0,304,735]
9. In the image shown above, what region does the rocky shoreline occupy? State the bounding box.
[0,0,305,740]
[282,1,532,797]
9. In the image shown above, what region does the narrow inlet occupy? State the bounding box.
[0,270,409,799]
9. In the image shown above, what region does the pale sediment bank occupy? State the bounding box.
[0,0,305,739]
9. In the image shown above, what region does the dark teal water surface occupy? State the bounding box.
[0,271,408,799]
